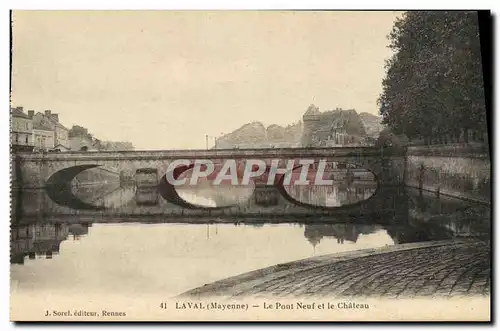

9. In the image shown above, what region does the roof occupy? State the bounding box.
[304,104,320,116]
[331,110,353,128]
[11,108,30,119]
[33,112,68,131]
[47,117,69,131]
[33,117,54,131]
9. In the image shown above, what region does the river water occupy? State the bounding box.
[10,182,490,299]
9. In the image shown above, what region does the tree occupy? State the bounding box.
[375,127,408,149]
[92,138,103,150]
[378,11,487,145]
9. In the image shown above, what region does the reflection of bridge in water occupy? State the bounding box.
[13,183,402,221]
[11,188,490,265]
[11,178,491,229]
[13,165,386,219]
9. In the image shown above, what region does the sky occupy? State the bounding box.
[11,11,401,150]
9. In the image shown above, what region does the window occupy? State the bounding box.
[25,136,29,144]
[26,122,29,130]
[15,134,18,143]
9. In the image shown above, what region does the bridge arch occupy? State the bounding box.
[45,164,105,210]
[275,163,381,210]
[158,164,246,210]
[46,164,100,186]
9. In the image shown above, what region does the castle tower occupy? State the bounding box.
[301,104,321,147]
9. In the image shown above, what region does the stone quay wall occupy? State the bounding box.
[405,143,490,204]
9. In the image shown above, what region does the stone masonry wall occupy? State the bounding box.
[405,144,490,204]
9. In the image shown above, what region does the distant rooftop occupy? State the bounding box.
[11,107,30,119]
[304,104,321,116]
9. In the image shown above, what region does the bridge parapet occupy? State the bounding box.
[15,147,404,161]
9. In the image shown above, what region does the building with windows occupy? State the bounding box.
[11,107,34,152]
[30,110,55,151]
[32,110,70,150]
[46,110,69,149]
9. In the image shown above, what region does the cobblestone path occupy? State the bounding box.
[182,239,490,299]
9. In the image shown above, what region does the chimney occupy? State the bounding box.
[28,110,34,118]
[16,106,24,113]
[50,114,59,122]
[45,110,51,116]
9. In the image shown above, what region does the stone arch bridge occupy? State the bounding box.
[14,147,405,188]
[12,147,406,219]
